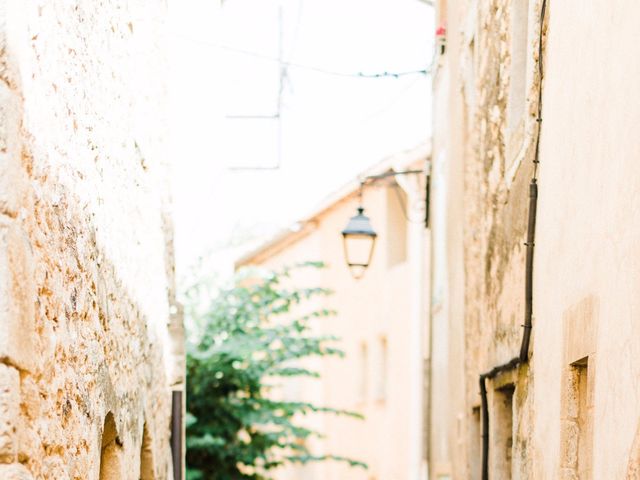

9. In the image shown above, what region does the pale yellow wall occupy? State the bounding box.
[0,1,179,478]
[533,2,640,477]
[429,0,468,477]
[432,0,640,478]
[244,178,428,480]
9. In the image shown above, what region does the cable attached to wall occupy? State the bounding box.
[479,0,547,478]
[518,0,547,363]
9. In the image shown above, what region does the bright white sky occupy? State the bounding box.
[169,0,434,278]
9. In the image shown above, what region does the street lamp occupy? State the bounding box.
[341,206,377,279]
[341,167,430,278]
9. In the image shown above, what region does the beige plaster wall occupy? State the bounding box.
[533,2,640,477]
[240,174,428,480]
[0,0,181,478]
[429,0,476,477]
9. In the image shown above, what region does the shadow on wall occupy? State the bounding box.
[140,423,155,480]
[98,414,157,479]
[99,413,123,479]
[626,421,640,478]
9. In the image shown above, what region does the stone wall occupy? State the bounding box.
[430,0,545,477]
[0,0,181,478]
[460,0,545,478]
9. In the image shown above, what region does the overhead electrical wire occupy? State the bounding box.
[166,3,432,172]
[172,31,431,79]
[221,43,431,78]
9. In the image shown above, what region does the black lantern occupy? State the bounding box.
[341,207,377,279]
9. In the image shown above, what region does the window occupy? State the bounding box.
[494,385,514,479]
[574,359,593,479]
[358,343,368,403]
[562,357,593,478]
[507,0,529,134]
[469,406,482,480]
[561,297,597,479]
[387,186,408,267]
[374,337,388,402]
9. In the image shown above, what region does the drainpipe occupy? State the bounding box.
[519,0,547,362]
[519,179,538,362]
[171,390,183,480]
[479,376,489,480]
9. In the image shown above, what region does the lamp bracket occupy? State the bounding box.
[360,169,425,184]
[358,168,431,228]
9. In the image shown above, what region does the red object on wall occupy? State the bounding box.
[436,25,446,37]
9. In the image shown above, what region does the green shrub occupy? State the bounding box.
[184,262,365,480]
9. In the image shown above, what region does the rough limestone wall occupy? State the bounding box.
[460,0,546,477]
[0,1,180,479]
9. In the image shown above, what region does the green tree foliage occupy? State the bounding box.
[184,262,365,480]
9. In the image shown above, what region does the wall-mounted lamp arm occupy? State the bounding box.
[358,168,430,228]
[360,169,425,184]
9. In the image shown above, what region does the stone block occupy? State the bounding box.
[559,468,578,480]
[0,364,19,463]
[0,463,33,480]
[41,456,69,480]
[0,216,36,373]
[16,423,38,464]
[18,377,38,420]
[0,82,25,217]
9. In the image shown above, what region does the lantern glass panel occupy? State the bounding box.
[343,233,376,279]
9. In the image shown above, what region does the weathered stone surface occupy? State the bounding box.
[41,456,70,480]
[0,217,36,373]
[0,0,26,219]
[17,376,38,421]
[0,0,183,477]
[0,463,33,480]
[0,364,20,463]
[0,83,25,218]
[15,421,38,465]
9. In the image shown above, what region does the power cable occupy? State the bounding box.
[172,31,431,79]
[286,0,305,64]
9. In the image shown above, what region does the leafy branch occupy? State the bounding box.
[184,262,366,480]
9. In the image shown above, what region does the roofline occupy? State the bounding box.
[234,220,319,267]
[234,142,431,268]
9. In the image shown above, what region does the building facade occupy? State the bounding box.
[0,1,183,479]
[430,0,640,478]
[237,146,430,480]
